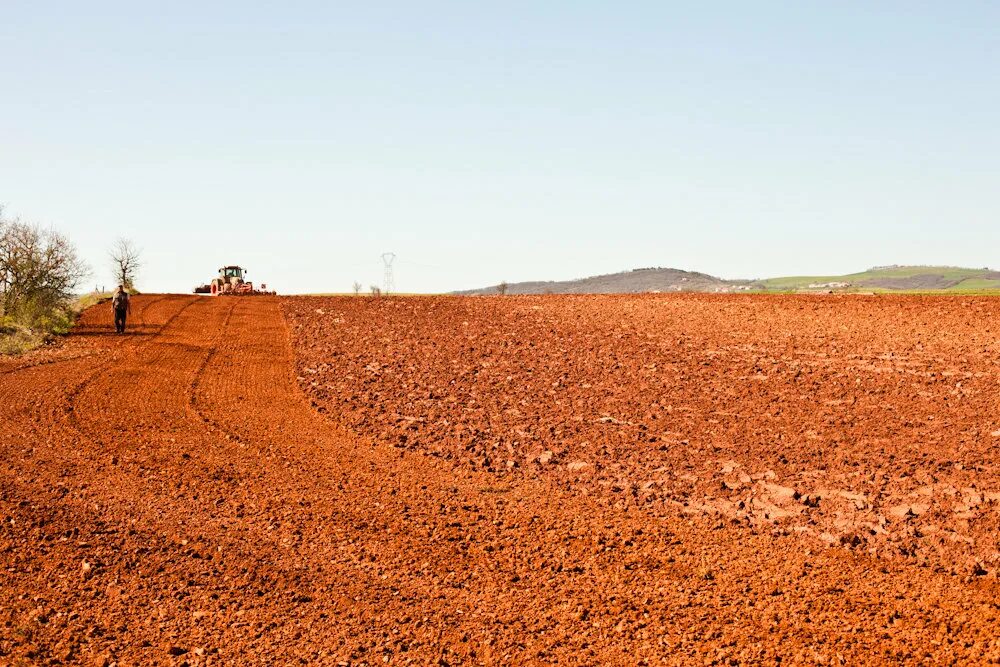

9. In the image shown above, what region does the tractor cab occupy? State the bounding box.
[221,266,244,281]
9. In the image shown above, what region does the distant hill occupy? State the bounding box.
[454,267,752,295]
[456,265,1000,295]
[756,266,1000,293]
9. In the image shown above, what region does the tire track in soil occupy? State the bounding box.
[64,296,203,424]
[56,296,236,512]
[1,297,210,535]
[1,296,197,473]
[0,296,283,666]
[31,296,213,496]
[186,299,240,436]
[0,295,235,665]
[3,296,1000,666]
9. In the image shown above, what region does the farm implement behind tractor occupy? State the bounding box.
[194,266,275,296]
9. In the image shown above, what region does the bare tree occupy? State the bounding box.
[0,213,89,325]
[353,281,362,296]
[497,281,508,296]
[369,285,381,297]
[109,238,142,291]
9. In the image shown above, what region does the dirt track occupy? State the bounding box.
[3,295,1000,665]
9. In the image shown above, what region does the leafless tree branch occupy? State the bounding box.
[109,238,142,290]
[0,210,89,324]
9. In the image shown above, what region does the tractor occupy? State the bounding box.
[194,266,274,296]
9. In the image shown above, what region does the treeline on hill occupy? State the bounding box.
[0,208,89,354]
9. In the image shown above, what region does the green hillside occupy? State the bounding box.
[756,266,1000,293]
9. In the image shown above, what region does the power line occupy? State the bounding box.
[381,252,396,295]
[397,258,448,271]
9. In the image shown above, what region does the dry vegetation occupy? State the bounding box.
[0,211,89,354]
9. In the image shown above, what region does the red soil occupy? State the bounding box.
[2,294,999,665]
[284,294,1000,578]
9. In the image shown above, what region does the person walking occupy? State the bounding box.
[112,285,131,334]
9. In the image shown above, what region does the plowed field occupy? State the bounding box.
[3,294,1000,665]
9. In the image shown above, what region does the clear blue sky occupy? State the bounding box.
[2,2,998,293]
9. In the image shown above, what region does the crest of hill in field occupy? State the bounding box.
[455,268,751,295]
[457,265,1000,295]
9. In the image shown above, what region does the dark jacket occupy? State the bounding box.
[112,290,130,311]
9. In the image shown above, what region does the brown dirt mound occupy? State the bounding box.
[2,294,1000,665]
